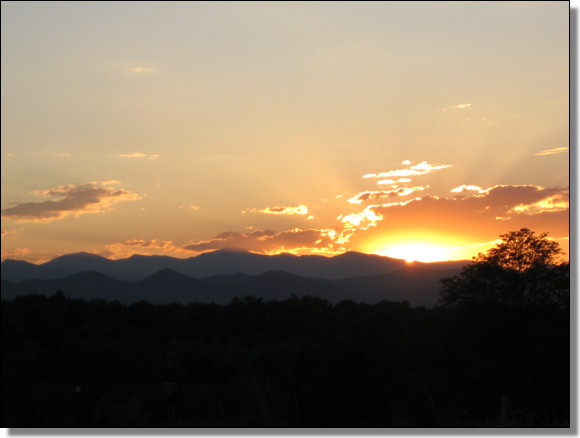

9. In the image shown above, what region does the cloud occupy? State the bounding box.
[1,247,31,261]
[100,239,180,260]
[179,205,200,211]
[344,185,569,254]
[1,182,141,222]
[0,247,54,263]
[509,192,569,215]
[100,179,122,186]
[129,67,156,73]
[348,186,428,204]
[122,239,173,249]
[182,228,343,255]
[443,103,472,111]
[450,185,486,194]
[120,152,160,160]
[532,147,569,157]
[339,206,384,229]
[365,161,452,179]
[245,205,309,216]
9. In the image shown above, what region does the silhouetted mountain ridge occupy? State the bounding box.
[1,249,468,282]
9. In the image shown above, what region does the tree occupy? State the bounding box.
[438,228,568,309]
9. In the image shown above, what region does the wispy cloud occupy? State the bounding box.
[443,103,472,111]
[179,204,200,211]
[244,205,309,216]
[532,147,569,157]
[1,182,141,222]
[365,161,452,180]
[120,152,160,160]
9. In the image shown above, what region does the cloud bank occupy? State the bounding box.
[1,182,141,222]
[182,228,341,255]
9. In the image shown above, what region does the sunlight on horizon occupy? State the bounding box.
[375,243,454,263]
[370,233,499,263]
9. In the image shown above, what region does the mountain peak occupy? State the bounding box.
[46,252,108,265]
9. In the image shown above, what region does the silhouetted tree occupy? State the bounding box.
[438,228,568,309]
[437,229,569,426]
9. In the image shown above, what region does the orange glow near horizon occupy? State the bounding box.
[368,232,494,262]
[376,242,454,263]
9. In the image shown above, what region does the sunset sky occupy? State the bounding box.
[0,1,570,264]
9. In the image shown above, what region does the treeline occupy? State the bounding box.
[1,291,569,427]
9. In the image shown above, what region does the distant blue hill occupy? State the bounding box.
[1,262,467,307]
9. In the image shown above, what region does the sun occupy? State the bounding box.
[375,243,452,263]
[367,232,475,263]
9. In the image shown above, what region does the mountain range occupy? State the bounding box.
[1,250,469,307]
[1,249,468,282]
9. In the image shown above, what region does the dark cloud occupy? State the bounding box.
[1,182,141,222]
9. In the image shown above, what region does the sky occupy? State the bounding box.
[0,1,570,264]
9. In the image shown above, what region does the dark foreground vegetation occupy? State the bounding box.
[0,229,570,427]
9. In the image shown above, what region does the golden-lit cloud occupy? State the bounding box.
[532,147,568,157]
[1,247,31,261]
[450,185,486,194]
[339,205,383,229]
[365,161,452,179]
[1,182,141,222]
[443,103,472,111]
[120,152,160,160]
[509,192,569,215]
[344,185,569,259]
[100,239,179,260]
[182,228,343,254]
[0,247,53,263]
[245,205,309,216]
[348,187,427,204]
